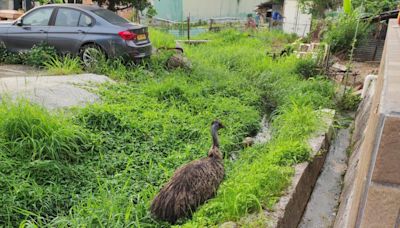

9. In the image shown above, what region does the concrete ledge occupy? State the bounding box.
[268,109,335,228]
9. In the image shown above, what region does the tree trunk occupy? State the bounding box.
[108,1,116,11]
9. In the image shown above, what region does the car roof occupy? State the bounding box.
[41,4,102,11]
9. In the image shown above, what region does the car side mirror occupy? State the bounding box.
[16,19,23,26]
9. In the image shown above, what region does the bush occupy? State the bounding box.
[337,89,362,111]
[0,42,57,66]
[294,57,320,79]
[25,43,57,67]
[324,11,370,55]
[0,42,24,64]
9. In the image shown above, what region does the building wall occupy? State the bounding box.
[182,0,265,21]
[334,19,400,228]
[153,0,183,22]
[0,0,11,9]
[282,0,311,37]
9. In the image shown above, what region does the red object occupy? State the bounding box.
[118,30,137,40]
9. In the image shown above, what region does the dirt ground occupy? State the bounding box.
[329,61,380,88]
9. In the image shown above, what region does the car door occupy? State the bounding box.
[6,7,53,52]
[47,8,93,55]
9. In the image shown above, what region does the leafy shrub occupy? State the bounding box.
[337,89,362,111]
[25,43,57,67]
[294,57,320,79]
[0,42,24,64]
[0,42,7,62]
[0,42,57,66]
[324,11,370,55]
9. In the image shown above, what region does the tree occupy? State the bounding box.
[95,0,151,14]
[353,0,398,16]
[298,0,341,18]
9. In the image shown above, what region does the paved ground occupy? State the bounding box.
[298,128,351,228]
[0,64,47,78]
[0,72,112,109]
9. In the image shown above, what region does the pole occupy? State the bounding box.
[187,13,190,41]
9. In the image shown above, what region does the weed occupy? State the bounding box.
[294,57,320,79]
[337,89,362,111]
[324,10,370,55]
[24,43,57,67]
[0,100,94,226]
[44,55,83,75]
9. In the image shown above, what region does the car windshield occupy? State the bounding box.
[92,9,129,25]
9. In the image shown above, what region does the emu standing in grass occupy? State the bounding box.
[150,120,225,224]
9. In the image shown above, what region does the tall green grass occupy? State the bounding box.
[0,29,335,227]
[44,55,83,75]
[0,100,94,226]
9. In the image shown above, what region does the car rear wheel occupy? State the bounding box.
[79,44,106,68]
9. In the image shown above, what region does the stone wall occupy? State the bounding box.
[334,19,400,228]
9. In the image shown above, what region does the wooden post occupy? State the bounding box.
[187,13,190,41]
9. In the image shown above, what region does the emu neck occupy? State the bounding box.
[211,124,219,148]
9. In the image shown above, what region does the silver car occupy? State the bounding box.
[0,4,152,64]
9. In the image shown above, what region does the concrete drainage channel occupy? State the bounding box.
[299,128,351,228]
[262,110,352,228]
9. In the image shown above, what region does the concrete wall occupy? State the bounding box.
[0,0,11,10]
[282,0,311,37]
[153,0,265,22]
[334,19,400,228]
[153,0,183,22]
[182,0,264,21]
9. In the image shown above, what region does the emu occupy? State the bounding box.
[150,120,225,224]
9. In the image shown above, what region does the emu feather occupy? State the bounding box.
[150,120,225,224]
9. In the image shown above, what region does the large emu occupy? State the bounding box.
[150,120,225,224]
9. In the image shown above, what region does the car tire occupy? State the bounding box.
[79,44,106,68]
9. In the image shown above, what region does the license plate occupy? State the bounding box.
[137,34,146,40]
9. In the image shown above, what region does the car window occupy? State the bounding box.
[79,14,93,27]
[92,9,129,25]
[55,8,81,27]
[23,8,53,26]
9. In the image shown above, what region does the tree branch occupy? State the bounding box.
[115,4,133,11]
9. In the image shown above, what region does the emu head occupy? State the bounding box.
[211,120,225,130]
[211,120,224,150]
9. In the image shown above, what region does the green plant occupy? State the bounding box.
[0,42,24,64]
[146,5,157,18]
[337,89,362,111]
[44,55,83,75]
[0,100,94,226]
[294,57,320,79]
[353,0,398,16]
[323,11,370,55]
[24,43,57,67]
